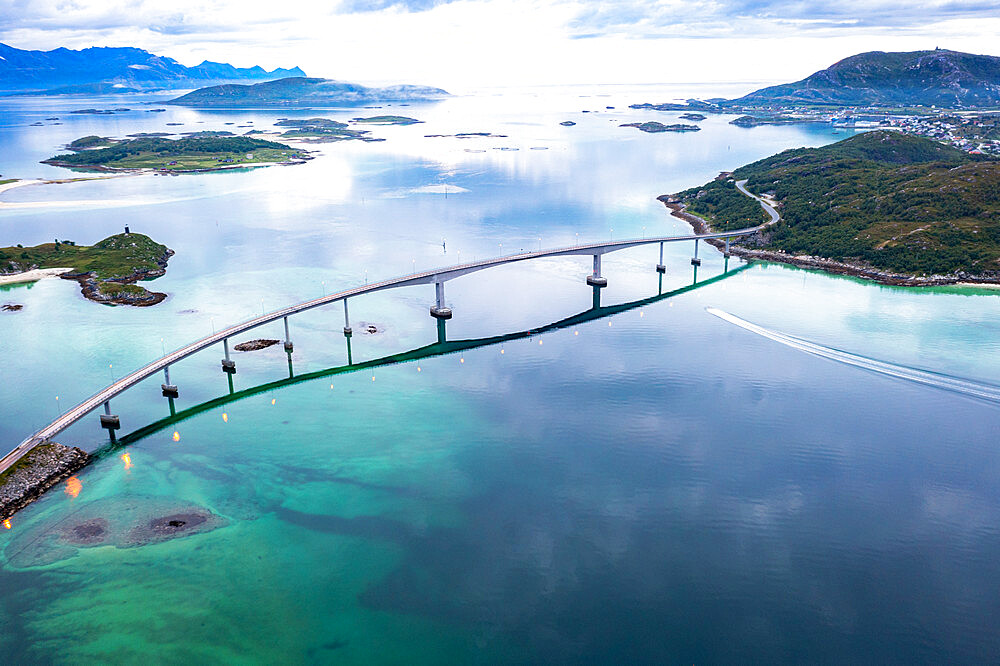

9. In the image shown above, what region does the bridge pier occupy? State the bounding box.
[586,254,607,287]
[691,239,701,266]
[100,400,120,443]
[343,300,352,336]
[430,281,453,319]
[221,338,236,374]
[724,237,731,259]
[283,316,293,353]
[161,365,178,398]
[656,241,666,274]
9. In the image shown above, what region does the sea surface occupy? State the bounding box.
[1,84,999,663]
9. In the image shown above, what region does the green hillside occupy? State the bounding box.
[732,49,1000,108]
[675,131,1000,276]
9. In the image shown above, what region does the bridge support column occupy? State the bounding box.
[100,400,120,443]
[691,239,701,266]
[221,338,236,374]
[656,241,666,274]
[724,237,731,259]
[343,300,352,336]
[430,281,453,319]
[161,365,178,398]
[283,316,293,353]
[586,254,607,287]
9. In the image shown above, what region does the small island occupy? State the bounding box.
[0,232,174,305]
[43,136,309,172]
[350,115,421,125]
[272,118,379,142]
[620,121,701,133]
[679,113,707,121]
[668,131,1000,285]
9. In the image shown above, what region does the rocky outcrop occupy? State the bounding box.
[0,443,89,521]
[234,339,280,351]
[60,247,173,306]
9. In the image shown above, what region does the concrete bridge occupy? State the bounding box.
[1,180,778,474]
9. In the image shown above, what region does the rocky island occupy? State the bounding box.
[43,135,307,172]
[271,118,380,142]
[620,121,700,133]
[668,131,1000,285]
[1,232,174,305]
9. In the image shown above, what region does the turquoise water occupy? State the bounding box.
[1,85,999,663]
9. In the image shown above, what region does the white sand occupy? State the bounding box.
[0,267,74,286]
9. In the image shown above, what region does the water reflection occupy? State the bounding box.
[110,263,748,450]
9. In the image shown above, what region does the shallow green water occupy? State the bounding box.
[1,85,999,663]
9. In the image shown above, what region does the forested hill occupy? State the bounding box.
[675,131,1000,277]
[731,49,1000,108]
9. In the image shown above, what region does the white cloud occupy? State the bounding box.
[1,0,999,88]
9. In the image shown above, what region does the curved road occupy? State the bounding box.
[1,182,781,474]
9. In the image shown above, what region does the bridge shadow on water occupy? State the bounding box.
[102,263,750,457]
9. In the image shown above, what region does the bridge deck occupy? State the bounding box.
[1,180,777,474]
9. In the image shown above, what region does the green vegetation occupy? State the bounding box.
[274,118,370,140]
[676,131,1000,276]
[44,136,299,171]
[732,49,1000,108]
[620,121,700,133]
[0,233,169,280]
[0,179,17,186]
[351,115,421,125]
[97,282,147,297]
[67,135,117,150]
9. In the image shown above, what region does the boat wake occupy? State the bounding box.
[707,307,1000,404]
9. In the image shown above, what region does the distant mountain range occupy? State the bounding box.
[732,49,1000,108]
[167,77,449,108]
[0,42,305,94]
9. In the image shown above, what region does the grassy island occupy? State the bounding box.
[673,131,1000,282]
[0,232,174,305]
[273,118,379,141]
[350,115,421,125]
[621,121,700,133]
[44,136,304,172]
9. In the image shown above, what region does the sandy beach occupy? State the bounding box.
[0,267,74,286]
[0,174,142,210]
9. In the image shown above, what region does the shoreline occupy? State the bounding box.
[40,156,310,175]
[662,201,1000,288]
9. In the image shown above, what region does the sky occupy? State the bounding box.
[1,0,1000,91]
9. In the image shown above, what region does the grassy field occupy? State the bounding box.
[0,179,17,186]
[0,233,169,279]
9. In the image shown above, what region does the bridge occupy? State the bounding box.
[1,180,778,475]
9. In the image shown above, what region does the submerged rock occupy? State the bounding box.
[4,495,227,568]
[2,303,24,312]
